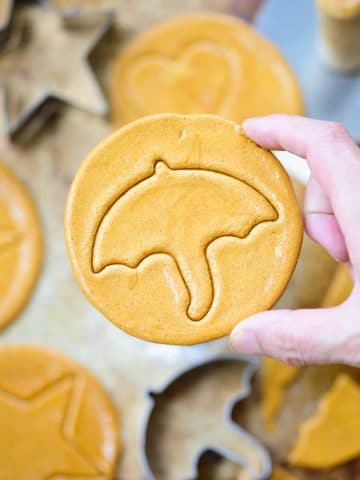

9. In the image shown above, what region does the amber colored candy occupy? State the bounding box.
[111,13,304,126]
[0,344,120,479]
[261,358,301,432]
[270,466,297,480]
[289,374,360,468]
[0,163,42,329]
[322,263,353,307]
[65,114,302,344]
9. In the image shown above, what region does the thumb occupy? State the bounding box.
[229,304,360,367]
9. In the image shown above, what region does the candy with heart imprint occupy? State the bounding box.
[111,13,304,126]
[122,42,237,118]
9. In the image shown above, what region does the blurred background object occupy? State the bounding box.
[322,263,353,307]
[0,344,120,478]
[0,0,13,43]
[0,3,112,139]
[288,373,360,469]
[143,357,271,480]
[0,162,42,331]
[109,13,303,127]
[256,0,360,141]
[316,0,360,71]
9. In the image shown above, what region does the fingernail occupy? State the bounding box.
[242,117,263,135]
[229,327,261,355]
[242,118,253,135]
[329,252,342,263]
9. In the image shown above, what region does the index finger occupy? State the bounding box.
[243,115,360,268]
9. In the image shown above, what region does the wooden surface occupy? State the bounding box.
[1,1,356,479]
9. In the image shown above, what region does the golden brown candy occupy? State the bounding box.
[0,163,42,329]
[65,114,302,344]
[111,13,304,126]
[0,344,120,479]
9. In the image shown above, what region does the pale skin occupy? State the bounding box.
[229,115,360,367]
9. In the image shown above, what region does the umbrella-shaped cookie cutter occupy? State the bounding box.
[141,354,272,480]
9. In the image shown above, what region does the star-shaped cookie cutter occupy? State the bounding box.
[0,0,13,44]
[141,354,272,480]
[0,3,113,139]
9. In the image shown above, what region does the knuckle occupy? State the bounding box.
[284,357,306,367]
[334,323,360,366]
[283,352,311,367]
[275,323,314,366]
[319,122,350,142]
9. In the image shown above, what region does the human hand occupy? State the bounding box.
[229,115,360,367]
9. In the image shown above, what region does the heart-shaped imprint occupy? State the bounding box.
[111,14,304,126]
[125,42,241,118]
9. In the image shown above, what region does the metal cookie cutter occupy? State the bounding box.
[142,355,272,480]
[0,0,13,45]
[0,3,113,140]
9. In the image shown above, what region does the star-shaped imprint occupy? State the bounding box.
[0,5,111,136]
[0,376,100,479]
